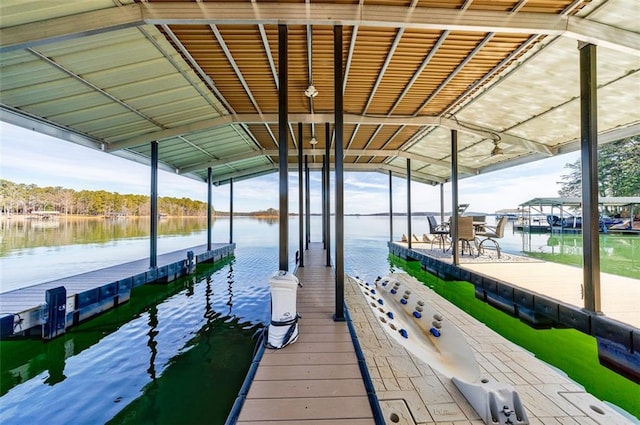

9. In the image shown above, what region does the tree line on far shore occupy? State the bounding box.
[0,179,210,216]
[0,179,280,217]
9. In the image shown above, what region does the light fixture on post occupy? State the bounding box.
[304,84,318,98]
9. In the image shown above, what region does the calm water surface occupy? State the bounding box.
[0,216,638,423]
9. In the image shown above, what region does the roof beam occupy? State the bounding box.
[0,4,143,53]
[180,147,476,176]
[109,112,552,155]
[140,3,639,56]
[3,3,638,56]
[210,161,442,186]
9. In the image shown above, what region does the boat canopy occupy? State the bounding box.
[519,197,640,208]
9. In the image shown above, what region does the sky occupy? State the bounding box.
[0,121,579,215]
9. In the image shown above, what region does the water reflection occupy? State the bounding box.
[226,262,234,315]
[146,305,159,381]
[518,229,640,279]
[0,217,210,256]
[0,256,266,425]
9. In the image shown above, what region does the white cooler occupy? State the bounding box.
[267,270,300,349]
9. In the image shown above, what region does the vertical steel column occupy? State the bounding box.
[389,170,393,242]
[278,25,289,272]
[451,130,459,266]
[406,158,412,250]
[229,178,234,244]
[298,123,304,267]
[440,183,445,224]
[322,163,326,247]
[580,43,601,313]
[334,24,345,321]
[305,154,311,249]
[325,122,331,267]
[207,167,212,251]
[150,141,158,269]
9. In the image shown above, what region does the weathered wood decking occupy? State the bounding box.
[237,243,376,424]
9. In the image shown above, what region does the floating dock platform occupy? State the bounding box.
[230,242,378,424]
[229,243,637,424]
[389,242,640,384]
[345,273,637,424]
[0,243,235,340]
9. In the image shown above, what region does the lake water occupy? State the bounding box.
[2,215,638,292]
[0,216,638,423]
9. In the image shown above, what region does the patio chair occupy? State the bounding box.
[457,216,476,256]
[477,216,508,258]
[427,215,449,251]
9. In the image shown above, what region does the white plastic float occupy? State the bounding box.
[355,273,528,425]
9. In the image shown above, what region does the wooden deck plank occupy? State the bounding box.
[297,324,350,334]
[259,352,357,366]
[238,420,375,425]
[237,397,373,422]
[246,378,366,398]
[254,364,363,381]
[266,341,355,354]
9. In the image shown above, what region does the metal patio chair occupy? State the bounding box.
[427,215,449,251]
[477,216,509,258]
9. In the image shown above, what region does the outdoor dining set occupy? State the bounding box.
[424,215,509,258]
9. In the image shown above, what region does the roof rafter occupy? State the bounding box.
[3,3,637,56]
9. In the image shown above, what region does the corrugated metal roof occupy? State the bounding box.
[1,0,638,185]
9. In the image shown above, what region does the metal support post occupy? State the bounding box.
[440,183,445,224]
[407,158,412,250]
[325,121,331,267]
[579,42,601,313]
[298,122,304,267]
[322,163,326,247]
[229,178,234,244]
[451,130,459,266]
[334,25,345,321]
[150,141,158,269]
[389,170,393,242]
[305,154,310,249]
[207,167,212,251]
[278,24,289,272]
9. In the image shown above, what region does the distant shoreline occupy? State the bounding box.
[0,213,284,221]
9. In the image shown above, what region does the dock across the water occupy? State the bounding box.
[0,243,235,340]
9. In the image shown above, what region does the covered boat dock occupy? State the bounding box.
[518,196,640,234]
[1,0,639,423]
